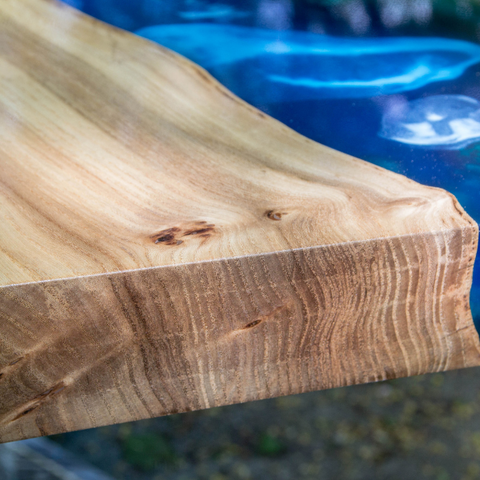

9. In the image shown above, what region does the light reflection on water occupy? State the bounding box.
[63,0,480,326]
[379,95,480,148]
[137,24,480,101]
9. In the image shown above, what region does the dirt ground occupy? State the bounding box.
[49,365,480,480]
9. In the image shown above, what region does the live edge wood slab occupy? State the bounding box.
[1,0,480,444]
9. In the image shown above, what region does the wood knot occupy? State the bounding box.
[235,303,291,334]
[11,381,67,422]
[152,227,181,246]
[242,319,263,330]
[266,210,285,221]
[34,382,66,400]
[13,404,40,420]
[151,221,216,245]
[183,226,215,236]
[9,357,23,366]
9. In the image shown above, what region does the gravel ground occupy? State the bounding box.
[49,366,480,480]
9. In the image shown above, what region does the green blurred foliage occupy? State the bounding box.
[301,0,480,22]
[255,433,287,457]
[119,432,177,471]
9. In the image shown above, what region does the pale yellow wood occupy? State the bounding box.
[0,0,479,443]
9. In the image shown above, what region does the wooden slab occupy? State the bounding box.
[0,0,479,443]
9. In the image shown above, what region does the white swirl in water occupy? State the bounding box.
[379,95,480,149]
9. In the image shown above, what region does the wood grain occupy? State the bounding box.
[0,0,479,443]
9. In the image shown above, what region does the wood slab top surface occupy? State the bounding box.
[0,0,474,288]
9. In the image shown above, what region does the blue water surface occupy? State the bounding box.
[64,0,480,327]
[137,25,480,101]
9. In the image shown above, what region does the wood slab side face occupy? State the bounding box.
[0,0,479,442]
[1,229,479,442]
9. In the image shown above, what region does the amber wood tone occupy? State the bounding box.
[0,0,479,443]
